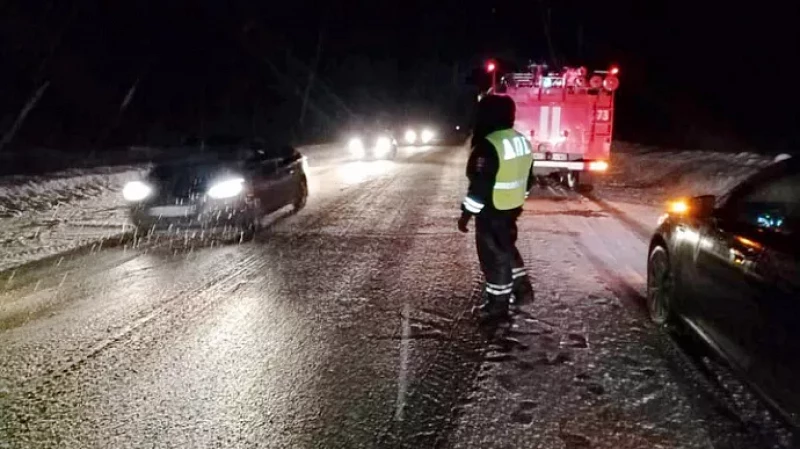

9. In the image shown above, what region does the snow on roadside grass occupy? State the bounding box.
[0,168,146,273]
[0,167,146,218]
[600,142,774,205]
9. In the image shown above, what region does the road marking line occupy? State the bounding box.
[395,301,411,421]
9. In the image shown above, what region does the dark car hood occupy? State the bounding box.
[147,160,245,199]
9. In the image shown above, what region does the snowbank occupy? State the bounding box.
[0,168,145,272]
[0,167,146,218]
[601,142,775,203]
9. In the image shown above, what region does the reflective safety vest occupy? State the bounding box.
[485,129,533,210]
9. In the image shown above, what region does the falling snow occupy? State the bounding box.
[0,143,794,448]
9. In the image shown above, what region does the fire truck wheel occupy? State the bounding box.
[565,171,581,189]
[566,171,594,192]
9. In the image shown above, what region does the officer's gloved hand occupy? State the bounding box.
[457,213,471,233]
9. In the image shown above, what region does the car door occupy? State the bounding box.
[754,234,800,420]
[281,149,305,201]
[271,147,302,207]
[692,210,769,368]
[247,150,282,212]
[692,167,800,413]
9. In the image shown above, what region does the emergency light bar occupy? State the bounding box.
[502,65,620,92]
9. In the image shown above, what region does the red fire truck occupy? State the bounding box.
[496,64,620,191]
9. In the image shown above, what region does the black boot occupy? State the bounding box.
[512,278,535,306]
[479,297,511,323]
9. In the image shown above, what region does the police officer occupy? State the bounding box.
[458,94,534,319]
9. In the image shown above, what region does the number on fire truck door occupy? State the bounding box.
[595,109,610,122]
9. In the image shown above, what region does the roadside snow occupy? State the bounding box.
[600,142,774,205]
[0,167,145,218]
[0,168,145,273]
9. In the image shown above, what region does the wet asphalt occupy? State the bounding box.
[0,145,795,448]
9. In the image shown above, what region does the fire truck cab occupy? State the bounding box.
[496,64,620,191]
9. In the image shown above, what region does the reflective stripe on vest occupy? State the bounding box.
[485,129,533,210]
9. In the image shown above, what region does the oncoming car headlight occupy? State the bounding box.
[348,137,365,156]
[122,181,152,202]
[374,136,392,156]
[207,177,245,199]
[421,129,435,144]
[404,129,417,144]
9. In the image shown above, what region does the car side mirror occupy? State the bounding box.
[666,194,716,220]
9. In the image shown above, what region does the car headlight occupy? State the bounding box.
[421,129,435,144]
[375,136,392,155]
[348,137,365,156]
[404,129,417,144]
[122,181,152,202]
[207,177,245,199]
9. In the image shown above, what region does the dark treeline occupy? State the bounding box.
[1,1,797,158]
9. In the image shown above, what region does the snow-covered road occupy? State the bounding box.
[1,143,795,448]
[452,185,793,449]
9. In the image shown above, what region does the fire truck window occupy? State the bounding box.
[728,170,800,235]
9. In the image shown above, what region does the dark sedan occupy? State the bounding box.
[124,143,308,236]
[647,156,800,426]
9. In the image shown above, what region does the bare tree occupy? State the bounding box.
[0,3,81,151]
[0,81,50,152]
[300,29,324,127]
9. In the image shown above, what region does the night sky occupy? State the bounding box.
[1,1,798,152]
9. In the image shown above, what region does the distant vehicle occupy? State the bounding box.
[500,63,620,191]
[346,128,398,160]
[400,125,439,146]
[123,138,308,236]
[647,156,800,427]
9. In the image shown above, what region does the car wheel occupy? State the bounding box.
[239,220,259,241]
[130,218,152,237]
[647,245,675,326]
[293,176,308,211]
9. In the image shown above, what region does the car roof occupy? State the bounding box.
[747,156,798,183]
[722,155,799,199]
